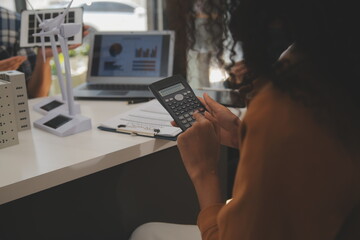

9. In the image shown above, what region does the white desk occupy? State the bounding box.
[0,98,176,205]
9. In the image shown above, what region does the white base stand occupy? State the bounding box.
[32,96,81,115]
[33,111,92,137]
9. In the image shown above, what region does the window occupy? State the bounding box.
[0,1,16,11]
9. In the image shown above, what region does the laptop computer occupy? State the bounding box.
[73,30,175,99]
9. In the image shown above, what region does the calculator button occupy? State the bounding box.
[174,94,184,101]
[187,117,192,122]
[184,123,191,128]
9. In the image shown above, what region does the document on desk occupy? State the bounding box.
[98,99,182,140]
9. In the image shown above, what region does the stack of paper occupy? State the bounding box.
[99,99,182,139]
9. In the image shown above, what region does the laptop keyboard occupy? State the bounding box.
[87,84,149,91]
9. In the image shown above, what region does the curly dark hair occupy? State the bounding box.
[186,0,360,152]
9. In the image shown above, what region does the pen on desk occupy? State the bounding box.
[127,98,151,104]
[116,128,155,137]
[116,125,161,136]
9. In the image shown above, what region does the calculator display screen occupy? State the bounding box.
[159,83,185,96]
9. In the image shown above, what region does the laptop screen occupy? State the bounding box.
[89,32,173,79]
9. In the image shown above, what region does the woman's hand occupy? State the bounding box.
[177,111,223,209]
[201,93,241,148]
[0,56,27,71]
[177,111,221,180]
[171,93,241,148]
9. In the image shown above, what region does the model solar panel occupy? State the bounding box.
[43,114,72,129]
[20,7,83,47]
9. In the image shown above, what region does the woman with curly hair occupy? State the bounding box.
[130,0,360,239]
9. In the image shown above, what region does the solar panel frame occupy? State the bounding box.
[20,7,83,47]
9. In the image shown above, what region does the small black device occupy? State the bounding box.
[194,89,245,108]
[149,75,206,131]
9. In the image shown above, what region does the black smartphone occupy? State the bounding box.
[194,88,245,108]
[149,75,206,131]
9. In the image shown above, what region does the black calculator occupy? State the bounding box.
[149,75,206,131]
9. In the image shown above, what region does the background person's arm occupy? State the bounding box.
[26,48,52,98]
[0,56,27,71]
